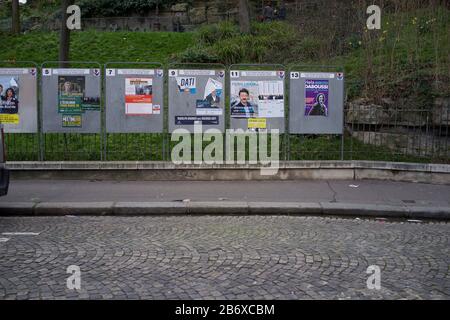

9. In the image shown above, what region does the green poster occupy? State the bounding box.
[58,75,84,114]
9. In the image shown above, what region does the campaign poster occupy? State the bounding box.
[58,76,84,114]
[0,76,20,124]
[176,76,196,94]
[248,118,266,129]
[230,80,284,118]
[196,77,223,116]
[81,96,100,111]
[305,79,329,117]
[257,80,284,118]
[62,114,82,127]
[125,78,153,115]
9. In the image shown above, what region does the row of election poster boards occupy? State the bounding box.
[0,66,344,134]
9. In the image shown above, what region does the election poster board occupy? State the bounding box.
[169,69,225,133]
[0,68,38,133]
[289,71,344,134]
[105,68,164,133]
[42,68,101,133]
[229,70,285,132]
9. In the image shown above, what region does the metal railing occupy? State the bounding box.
[7,110,448,163]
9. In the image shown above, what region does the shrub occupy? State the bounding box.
[178,21,299,65]
[291,36,330,61]
[178,45,219,63]
[196,21,240,45]
[212,39,245,65]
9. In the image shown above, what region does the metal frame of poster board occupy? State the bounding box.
[103,61,165,161]
[168,63,227,131]
[0,60,40,160]
[229,63,287,159]
[287,64,345,160]
[40,61,103,161]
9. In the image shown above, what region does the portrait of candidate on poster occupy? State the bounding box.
[105,68,164,133]
[57,75,100,114]
[196,77,223,113]
[289,71,344,134]
[229,70,285,132]
[304,79,329,117]
[0,77,19,114]
[0,68,38,133]
[42,68,101,133]
[169,69,225,133]
[230,82,258,118]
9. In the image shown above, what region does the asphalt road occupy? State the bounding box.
[0,216,448,300]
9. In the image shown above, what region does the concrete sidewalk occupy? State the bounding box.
[0,179,449,219]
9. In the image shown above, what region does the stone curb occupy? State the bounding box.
[0,201,449,220]
[6,160,450,173]
[7,160,450,185]
[34,202,114,216]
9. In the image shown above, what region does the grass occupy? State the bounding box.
[288,134,437,163]
[5,132,443,163]
[0,30,194,64]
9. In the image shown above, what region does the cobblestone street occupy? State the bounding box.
[0,216,448,300]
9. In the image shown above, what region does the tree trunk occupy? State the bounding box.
[239,0,251,33]
[59,0,74,68]
[11,0,20,34]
